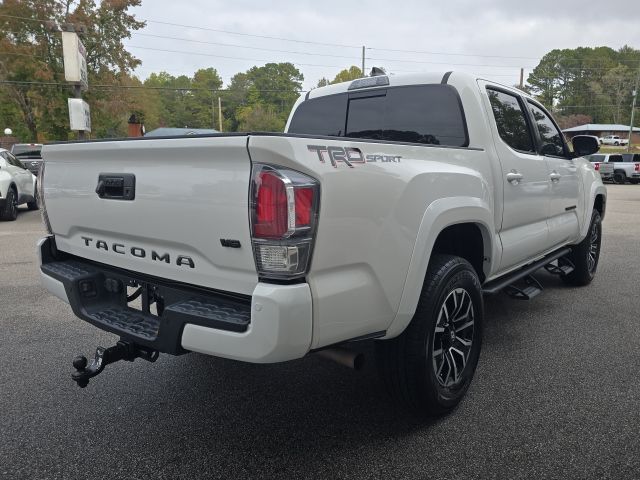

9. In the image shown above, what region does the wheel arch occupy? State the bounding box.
[384,197,496,339]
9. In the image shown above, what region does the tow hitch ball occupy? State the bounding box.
[72,340,159,388]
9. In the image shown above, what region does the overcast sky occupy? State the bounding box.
[124,0,640,90]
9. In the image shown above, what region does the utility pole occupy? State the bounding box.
[628,68,639,152]
[218,97,223,132]
[362,46,365,76]
[74,84,85,140]
[519,68,524,90]
[211,93,216,130]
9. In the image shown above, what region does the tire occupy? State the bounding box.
[27,186,39,211]
[614,141,619,146]
[561,209,602,286]
[613,171,626,184]
[0,188,18,221]
[375,254,483,416]
[630,179,639,185]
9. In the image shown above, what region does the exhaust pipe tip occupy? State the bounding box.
[316,347,364,371]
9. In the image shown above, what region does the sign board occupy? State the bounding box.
[68,98,91,132]
[62,31,89,91]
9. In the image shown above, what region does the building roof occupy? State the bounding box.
[562,123,640,133]
[145,127,218,137]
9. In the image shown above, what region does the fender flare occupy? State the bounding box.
[581,183,607,239]
[384,196,496,338]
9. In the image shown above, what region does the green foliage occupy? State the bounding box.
[330,66,363,84]
[0,0,145,141]
[527,46,640,125]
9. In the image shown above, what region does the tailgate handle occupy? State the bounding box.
[96,174,135,200]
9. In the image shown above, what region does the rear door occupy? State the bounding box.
[526,100,581,247]
[482,85,553,271]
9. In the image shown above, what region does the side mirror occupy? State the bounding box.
[571,135,599,157]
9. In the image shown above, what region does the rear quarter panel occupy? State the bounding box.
[249,135,497,348]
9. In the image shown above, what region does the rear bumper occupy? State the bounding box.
[38,236,312,363]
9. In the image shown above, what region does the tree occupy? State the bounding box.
[236,104,283,132]
[222,63,303,132]
[330,66,363,84]
[0,0,144,141]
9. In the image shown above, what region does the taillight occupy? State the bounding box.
[594,163,600,171]
[37,160,52,234]
[635,163,640,172]
[250,164,319,281]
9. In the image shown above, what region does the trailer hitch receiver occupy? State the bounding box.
[72,340,159,388]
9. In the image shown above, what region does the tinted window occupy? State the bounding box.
[487,89,534,152]
[528,102,565,157]
[589,154,605,162]
[6,152,25,169]
[11,144,42,157]
[622,154,640,162]
[289,85,468,147]
[288,94,347,136]
[346,86,467,146]
[609,155,623,162]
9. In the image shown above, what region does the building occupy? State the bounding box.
[562,124,640,144]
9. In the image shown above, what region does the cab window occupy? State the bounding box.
[487,89,535,153]
[527,102,566,157]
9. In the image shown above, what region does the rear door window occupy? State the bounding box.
[609,155,623,162]
[487,89,535,153]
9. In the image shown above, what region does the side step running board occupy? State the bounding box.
[504,275,543,300]
[482,247,571,296]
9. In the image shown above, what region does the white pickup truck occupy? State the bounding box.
[38,71,606,415]
[599,135,629,146]
[589,153,640,184]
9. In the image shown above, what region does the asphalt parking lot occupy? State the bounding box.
[1,185,639,480]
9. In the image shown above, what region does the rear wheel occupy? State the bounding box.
[0,188,18,221]
[562,209,602,286]
[630,179,639,185]
[27,186,39,210]
[613,171,626,184]
[375,255,483,416]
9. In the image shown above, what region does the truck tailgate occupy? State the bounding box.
[42,135,258,295]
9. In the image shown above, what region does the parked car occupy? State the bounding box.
[11,143,43,175]
[0,148,39,221]
[586,154,614,182]
[603,153,640,184]
[622,153,640,184]
[38,71,605,415]
[599,135,629,146]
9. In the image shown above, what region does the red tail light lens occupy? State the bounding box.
[594,163,600,171]
[294,187,313,227]
[635,163,639,172]
[254,171,288,238]
[250,164,320,280]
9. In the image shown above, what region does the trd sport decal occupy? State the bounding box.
[307,145,401,168]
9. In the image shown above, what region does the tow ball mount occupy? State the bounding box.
[72,340,159,388]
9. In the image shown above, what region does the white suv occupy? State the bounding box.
[0,148,39,221]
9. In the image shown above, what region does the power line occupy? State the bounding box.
[0,79,307,92]
[130,32,365,60]
[368,46,540,60]
[127,45,352,69]
[144,19,361,49]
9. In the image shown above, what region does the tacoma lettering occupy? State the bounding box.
[78,237,195,268]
